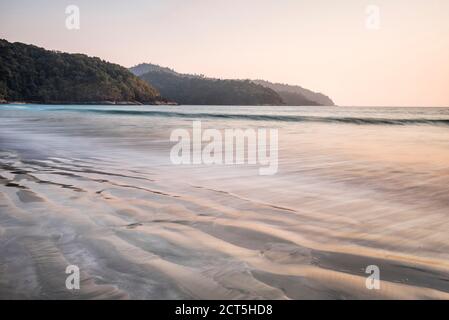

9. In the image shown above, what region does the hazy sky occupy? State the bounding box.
[1,0,448,106]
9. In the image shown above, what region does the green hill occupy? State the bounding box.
[131,63,284,106]
[0,40,163,104]
[131,63,334,106]
[252,80,335,106]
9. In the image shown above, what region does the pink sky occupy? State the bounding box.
[1,0,448,106]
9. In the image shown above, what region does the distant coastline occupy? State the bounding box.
[130,63,335,106]
[1,39,335,107]
[0,100,177,105]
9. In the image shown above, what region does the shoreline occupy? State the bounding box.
[0,100,178,106]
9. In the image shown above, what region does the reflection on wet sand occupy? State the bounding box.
[1,105,449,299]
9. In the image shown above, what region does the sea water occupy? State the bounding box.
[1,104,449,299]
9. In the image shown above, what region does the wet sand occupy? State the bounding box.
[1,105,449,299]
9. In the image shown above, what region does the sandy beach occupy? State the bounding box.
[1,105,449,299]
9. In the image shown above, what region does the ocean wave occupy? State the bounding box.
[51,108,449,126]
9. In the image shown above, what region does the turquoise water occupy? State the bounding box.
[3,104,449,123]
